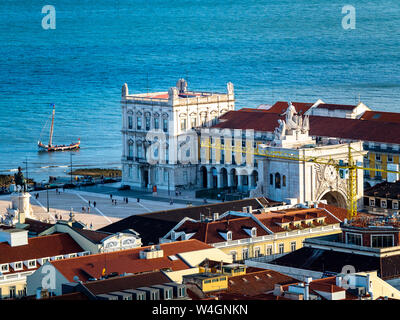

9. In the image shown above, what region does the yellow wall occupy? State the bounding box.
[0,280,26,299]
[202,275,228,292]
[217,228,342,261]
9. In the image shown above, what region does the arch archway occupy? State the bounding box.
[200,166,207,188]
[230,168,238,189]
[220,168,228,188]
[319,190,347,208]
[211,167,218,189]
[251,170,258,188]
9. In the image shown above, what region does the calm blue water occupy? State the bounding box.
[0,0,400,181]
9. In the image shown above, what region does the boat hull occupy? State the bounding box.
[38,141,80,152]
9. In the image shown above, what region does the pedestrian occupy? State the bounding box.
[82,207,85,213]
[110,194,113,200]
[88,200,91,207]
[137,197,140,203]
[93,201,96,208]
[87,207,90,213]
[115,200,117,206]
[170,198,173,205]
[126,197,128,204]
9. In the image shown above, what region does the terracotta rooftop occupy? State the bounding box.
[50,239,212,282]
[364,180,400,199]
[82,271,172,295]
[267,101,314,115]
[360,110,400,124]
[175,216,269,244]
[71,228,113,244]
[99,197,280,245]
[213,108,400,144]
[0,233,84,264]
[23,218,53,234]
[223,270,297,296]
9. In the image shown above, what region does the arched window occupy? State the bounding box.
[227,231,232,241]
[270,174,273,185]
[275,173,281,189]
[283,175,286,187]
[251,227,257,238]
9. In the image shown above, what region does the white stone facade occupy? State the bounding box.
[121,79,235,191]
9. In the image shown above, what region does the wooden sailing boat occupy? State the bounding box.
[38,104,80,152]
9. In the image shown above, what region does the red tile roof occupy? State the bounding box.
[360,110,400,123]
[50,239,212,282]
[83,271,171,295]
[71,228,113,244]
[224,270,297,296]
[0,233,84,264]
[213,109,400,144]
[267,101,314,115]
[176,216,268,244]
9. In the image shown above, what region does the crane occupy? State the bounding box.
[200,139,400,220]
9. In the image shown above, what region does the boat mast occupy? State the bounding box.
[49,104,55,147]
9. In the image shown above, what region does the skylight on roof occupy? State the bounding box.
[168,255,179,261]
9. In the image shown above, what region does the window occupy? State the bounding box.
[1,264,8,272]
[191,117,197,128]
[165,290,172,300]
[381,200,387,209]
[270,174,273,185]
[346,233,362,246]
[178,287,185,297]
[369,198,375,207]
[283,175,286,187]
[290,242,296,252]
[128,143,134,158]
[137,145,143,158]
[393,201,399,210]
[145,117,150,130]
[242,249,249,260]
[278,243,284,254]
[154,117,159,130]
[254,247,260,258]
[227,231,232,241]
[266,245,272,255]
[9,287,16,299]
[375,154,381,161]
[42,258,49,264]
[163,119,168,132]
[128,116,133,129]
[180,119,187,131]
[14,262,22,270]
[371,235,393,248]
[230,251,237,262]
[251,227,257,237]
[137,117,142,130]
[275,173,281,189]
[163,170,168,182]
[388,155,393,162]
[28,260,36,268]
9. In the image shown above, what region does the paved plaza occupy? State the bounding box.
[0,188,188,230]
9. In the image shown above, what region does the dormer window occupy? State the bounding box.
[227,231,232,241]
[28,260,36,268]
[13,262,23,271]
[251,227,257,238]
[1,264,9,273]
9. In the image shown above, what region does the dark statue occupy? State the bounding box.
[14,166,26,192]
